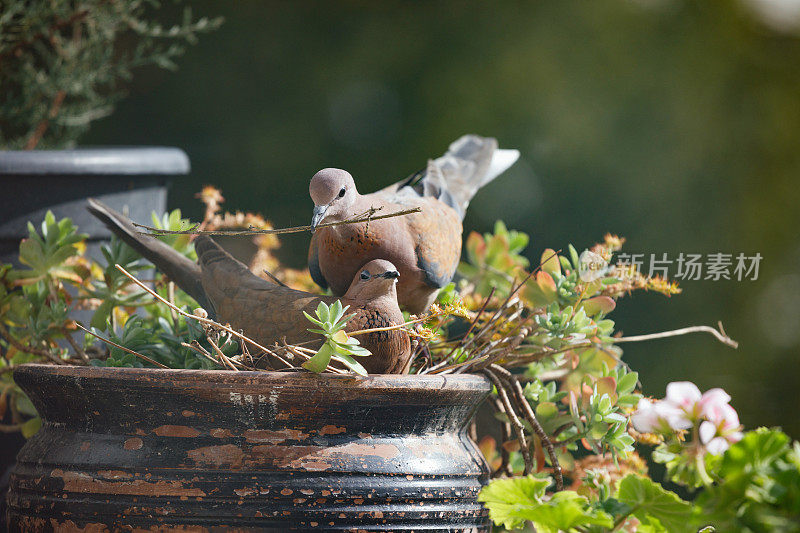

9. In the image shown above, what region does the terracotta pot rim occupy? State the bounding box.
[15,363,490,391]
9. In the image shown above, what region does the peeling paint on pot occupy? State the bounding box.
[6,365,491,531]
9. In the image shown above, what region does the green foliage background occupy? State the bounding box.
[81,1,800,436]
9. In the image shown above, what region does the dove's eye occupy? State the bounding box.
[360,270,370,280]
[338,187,346,198]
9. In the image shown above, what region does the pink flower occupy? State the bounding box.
[699,418,743,455]
[632,398,692,433]
[699,388,734,423]
[696,386,743,453]
[665,381,702,415]
[633,382,743,447]
[699,387,731,408]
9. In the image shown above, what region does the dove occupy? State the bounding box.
[308,134,520,314]
[87,199,411,374]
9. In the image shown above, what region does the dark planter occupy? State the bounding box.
[0,147,189,265]
[0,148,189,518]
[6,364,492,532]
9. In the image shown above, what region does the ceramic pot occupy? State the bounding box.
[6,364,491,532]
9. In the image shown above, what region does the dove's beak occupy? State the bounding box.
[382,270,400,280]
[311,204,329,231]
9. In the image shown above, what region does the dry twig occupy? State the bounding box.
[491,364,563,490]
[75,323,168,368]
[133,206,421,237]
[115,264,300,368]
[615,322,738,348]
[489,397,514,478]
[484,367,532,475]
[262,269,288,287]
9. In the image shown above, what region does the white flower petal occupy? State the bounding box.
[631,399,658,433]
[666,381,702,409]
[728,431,744,443]
[632,412,656,433]
[655,401,692,430]
[699,420,717,444]
[705,436,730,455]
[701,388,731,406]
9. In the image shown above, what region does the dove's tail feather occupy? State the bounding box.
[408,135,520,219]
[86,198,212,313]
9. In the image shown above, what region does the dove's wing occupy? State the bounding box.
[308,233,328,290]
[365,186,462,291]
[195,236,330,345]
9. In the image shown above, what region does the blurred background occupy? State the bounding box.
[82,0,800,437]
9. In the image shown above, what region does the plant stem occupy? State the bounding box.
[611,507,638,531]
[347,311,447,337]
[0,323,65,365]
[25,90,66,150]
[62,325,90,364]
[695,448,715,487]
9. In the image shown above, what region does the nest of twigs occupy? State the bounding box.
[1,187,739,488]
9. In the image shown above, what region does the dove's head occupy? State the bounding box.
[309,168,358,230]
[343,259,400,302]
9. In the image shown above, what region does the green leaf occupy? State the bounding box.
[333,353,367,376]
[694,428,800,531]
[541,248,561,275]
[302,343,334,373]
[617,475,694,532]
[315,301,330,322]
[617,372,639,396]
[303,310,324,327]
[330,300,343,322]
[581,295,616,316]
[18,238,46,272]
[478,475,613,531]
[618,393,641,406]
[14,394,38,417]
[342,343,371,357]
[718,426,789,476]
[568,244,580,269]
[523,491,614,533]
[535,401,559,419]
[478,475,551,529]
[90,300,115,330]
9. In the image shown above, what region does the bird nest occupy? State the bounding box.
[0,186,736,481]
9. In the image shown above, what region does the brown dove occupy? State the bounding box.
[87,199,411,374]
[308,134,520,314]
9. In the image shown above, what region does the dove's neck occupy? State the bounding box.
[364,293,401,313]
[323,194,364,225]
[344,285,401,318]
[325,194,371,234]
